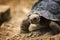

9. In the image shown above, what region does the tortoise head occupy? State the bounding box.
[28,13,41,24]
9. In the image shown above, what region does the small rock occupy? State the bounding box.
[0,5,11,26]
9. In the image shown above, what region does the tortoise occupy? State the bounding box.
[20,0,60,34]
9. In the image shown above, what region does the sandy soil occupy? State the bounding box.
[0,0,60,40]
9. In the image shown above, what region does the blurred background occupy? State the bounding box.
[0,0,36,40]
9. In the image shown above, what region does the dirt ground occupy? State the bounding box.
[0,0,60,40]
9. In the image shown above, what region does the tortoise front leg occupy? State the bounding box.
[49,21,60,34]
[20,19,30,33]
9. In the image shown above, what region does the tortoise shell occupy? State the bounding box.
[29,0,60,21]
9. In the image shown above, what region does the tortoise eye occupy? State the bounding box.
[33,18,37,20]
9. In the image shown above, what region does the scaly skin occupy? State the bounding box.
[20,19,30,33]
